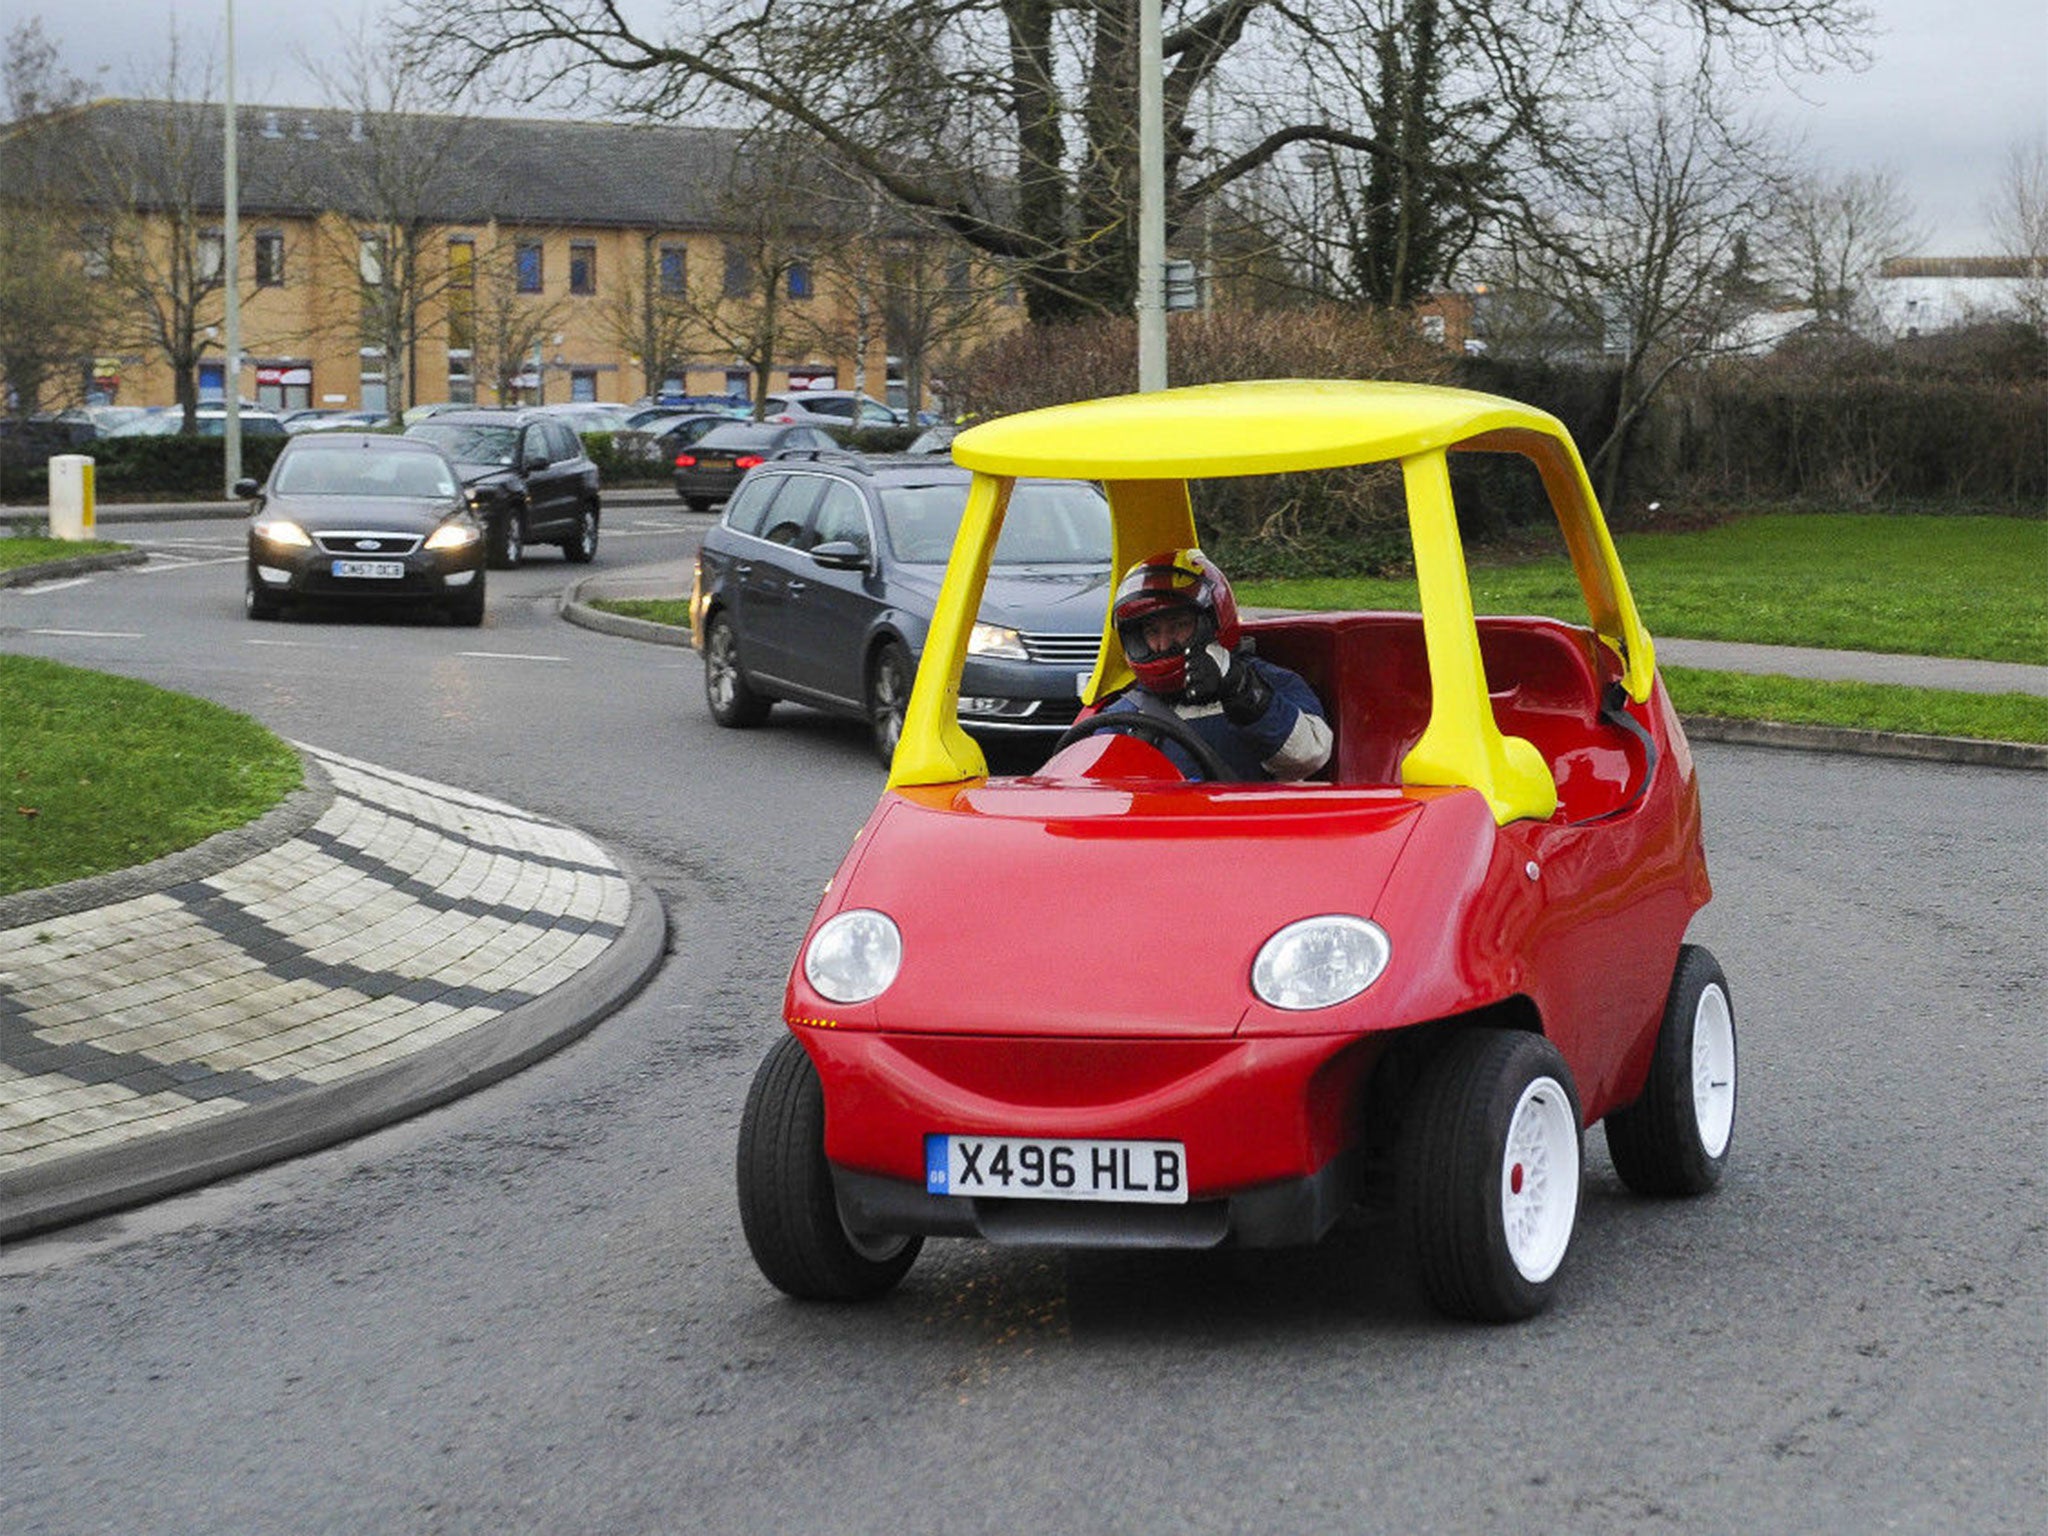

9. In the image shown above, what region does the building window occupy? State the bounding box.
[659,244,687,296]
[198,228,225,283]
[448,349,475,405]
[359,348,388,413]
[358,233,385,286]
[723,243,752,299]
[570,241,597,296]
[946,250,971,300]
[787,260,813,300]
[516,240,544,294]
[254,232,285,287]
[570,368,598,402]
[447,238,476,353]
[80,225,110,279]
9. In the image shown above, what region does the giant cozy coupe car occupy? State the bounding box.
[238,433,486,624]
[691,454,1114,761]
[735,380,1737,1323]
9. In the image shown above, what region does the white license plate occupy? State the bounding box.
[331,559,404,579]
[926,1134,1187,1204]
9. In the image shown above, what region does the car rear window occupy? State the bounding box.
[879,480,1111,565]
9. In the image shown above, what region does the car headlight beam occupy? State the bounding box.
[252,517,312,549]
[1251,915,1390,1011]
[424,521,482,551]
[968,622,1028,659]
[803,909,903,1004]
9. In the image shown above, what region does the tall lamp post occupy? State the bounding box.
[222,0,242,493]
[1136,0,1166,392]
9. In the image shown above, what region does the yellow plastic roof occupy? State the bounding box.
[951,379,1568,479]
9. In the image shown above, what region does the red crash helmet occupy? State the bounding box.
[1112,548,1242,695]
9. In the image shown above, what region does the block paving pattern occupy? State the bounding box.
[0,745,632,1174]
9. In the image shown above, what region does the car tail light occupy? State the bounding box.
[675,452,697,468]
[735,454,765,469]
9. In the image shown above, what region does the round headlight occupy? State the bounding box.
[1251,916,1390,1011]
[803,909,902,1004]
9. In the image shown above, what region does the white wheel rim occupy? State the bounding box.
[1691,984,1737,1159]
[1501,1075,1579,1283]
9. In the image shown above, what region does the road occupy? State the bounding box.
[3,518,2043,1535]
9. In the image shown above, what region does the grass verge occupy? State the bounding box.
[1664,668,2048,744]
[590,597,691,627]
[0,656,303,897]
[1,535,133,572]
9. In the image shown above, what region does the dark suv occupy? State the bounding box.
[691,454,1113,763]
[405,410,601,568]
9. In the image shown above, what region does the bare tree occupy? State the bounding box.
[0,19,105,415]
[1986,134,2048,332]
[1776,165,1922,330]
[596,233,702,401]
[467,233,571,404]
[406,0,1867,329]
[1508,73,1782,508]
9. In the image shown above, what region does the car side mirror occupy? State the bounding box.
[810,540,870,571]
[232,477,262,499]
[523,453,549,471]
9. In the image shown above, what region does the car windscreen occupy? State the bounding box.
[409,422,518,466]
[879,480,1111,565]
[273,448,458,499]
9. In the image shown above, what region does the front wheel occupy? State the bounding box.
[489,507,526,569]
[867,640,914,765]
[737,1035,922,1301]
[1604,945,1736,1196]
[563,504,599,564]
[1398,1030,1583,1322]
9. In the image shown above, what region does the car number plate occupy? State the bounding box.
[699,456,732,470]
[331,559,404,579]
[925,1134,1187,1204]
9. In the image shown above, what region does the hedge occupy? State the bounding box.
[0,431,288,503]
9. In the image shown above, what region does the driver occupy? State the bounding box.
[1104,548,1332,781]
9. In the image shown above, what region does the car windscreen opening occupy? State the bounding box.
[880,481,1111,565]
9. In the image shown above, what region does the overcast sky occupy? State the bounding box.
[32,0,2048,254]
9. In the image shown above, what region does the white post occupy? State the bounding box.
[48,456,97,541]
[1136,0,1167,392]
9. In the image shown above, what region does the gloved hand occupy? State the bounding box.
[1180,643,1271,724]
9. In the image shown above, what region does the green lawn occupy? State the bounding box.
[1239,513,2047,665]
[0,534,132,572]
[0,655,302,897]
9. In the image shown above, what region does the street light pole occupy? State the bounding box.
[1136,0,1166,392]
[222,0,242,493]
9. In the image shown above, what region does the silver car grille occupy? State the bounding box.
[313,531,424,556]
[1019,632,1102,666]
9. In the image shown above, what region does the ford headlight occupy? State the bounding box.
[968,622,1028,659]
[1251,916,1390,1011]
[253,517,311,548]
[424,521,481,551]
[803,909,902,1003]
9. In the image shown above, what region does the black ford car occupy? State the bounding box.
[691,454,1113,763]
[405,409,601,568]
[238,434,486,624]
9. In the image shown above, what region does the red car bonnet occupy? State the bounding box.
[788,780,1442,1039]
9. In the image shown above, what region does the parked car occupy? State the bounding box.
[734,379,1735,1324]
[51,405,153,440]
[692,454,1113,760]
[404,409,602,567]
[106,407,288,438]
[283,409,391,433]
[539,402,634,434]
[237,433,485,625]
[616,411,741,466]
[671,420,839,510]
[762,390,903,429]
[905,422,958,455]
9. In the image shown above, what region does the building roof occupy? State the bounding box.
[1,99,865,233]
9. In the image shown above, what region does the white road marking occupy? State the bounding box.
[27,628,144,638]
[10,578,93,595]
[138,555,243,571]
[457,651,569,662]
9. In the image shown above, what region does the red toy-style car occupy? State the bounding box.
[737,381,1736,1321]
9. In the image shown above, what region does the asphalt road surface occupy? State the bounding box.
[3,518,2042,1535]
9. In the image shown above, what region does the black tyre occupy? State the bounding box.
[563,504,599,564]
[1604,945,1736,1197]
[1398,1029,1583,1322]
[683,495,714,512]
[489,507,526,569]
[445,575,486,628]
[867,639,914,765]
[737,1035,922,1301]
[245,573,284,621]
[703,611,771,726]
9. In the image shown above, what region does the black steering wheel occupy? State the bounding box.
[1051,708,1237,782]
